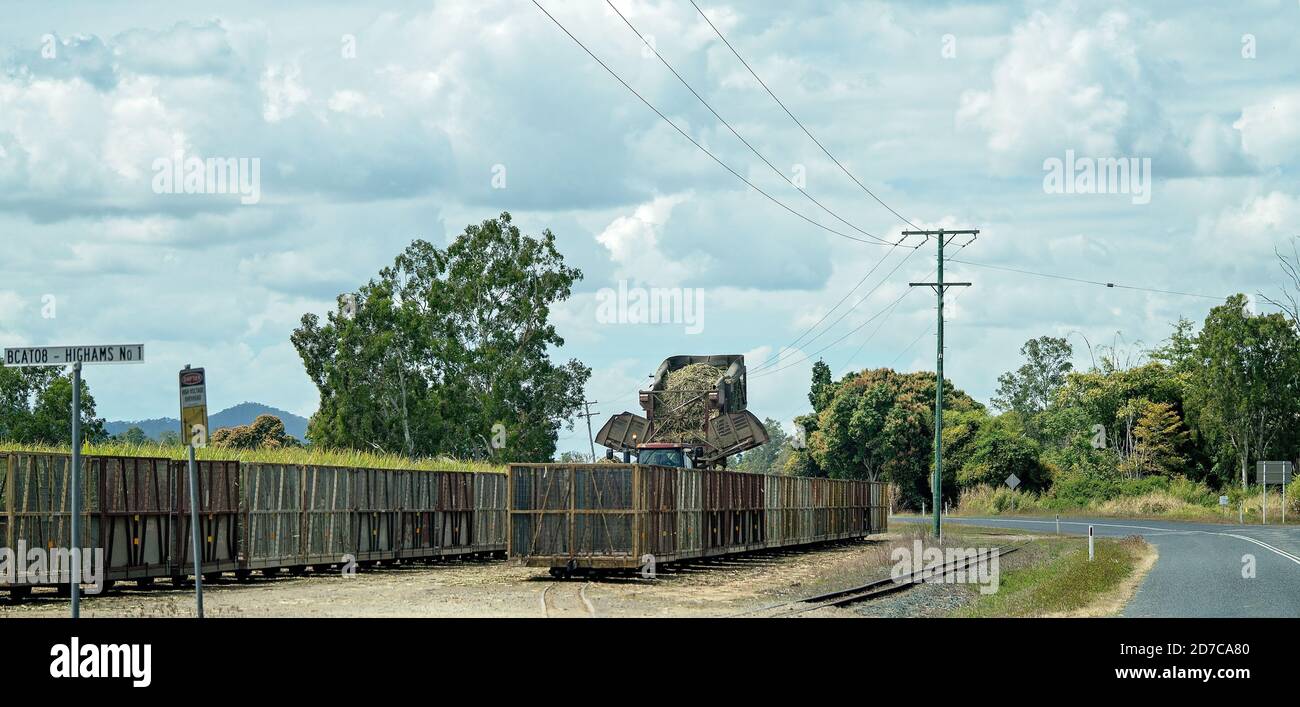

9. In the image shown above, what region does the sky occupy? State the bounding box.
[2,0,1297,456]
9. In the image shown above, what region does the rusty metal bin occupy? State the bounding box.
[239,462,303,569]
[171,458,240,577]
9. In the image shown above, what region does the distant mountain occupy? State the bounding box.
[105,402,310,442]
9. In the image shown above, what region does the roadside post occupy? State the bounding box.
[1056,513,1060,535]
[70,362,80,618]
[2,344,145,618]
[1256,462,1293,526]
[179,365,210,618]
[1088,525,1094,562]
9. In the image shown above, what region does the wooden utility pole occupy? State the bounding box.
[579,401,600,461]
[906,228,978,537]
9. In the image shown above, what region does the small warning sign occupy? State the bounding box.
[179,367,209,447]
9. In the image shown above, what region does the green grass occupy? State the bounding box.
[955,536,1147,617]
[954,483,1297,523]
[0,441,505,473]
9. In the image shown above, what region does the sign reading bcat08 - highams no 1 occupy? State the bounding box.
[3,344,145,367]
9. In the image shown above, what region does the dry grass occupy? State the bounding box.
[0,441,505,473]
[1094,492,1218,521]
[955,484,1299,523]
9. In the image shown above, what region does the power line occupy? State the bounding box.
[537,1,941,384]
[747,241,919,373]
[840,239,977,372]
[531,0,890,248]
[842,295,905,370]
[888,287,971,368]
[690,0,920,231]
[947,258,1228,301]
[754,237,973,375]
[752,274,928,379]
[749,243,922,373]
[605,0,889,245]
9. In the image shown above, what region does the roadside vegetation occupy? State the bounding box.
[955,534,1152,618]
[774,242,1300,522]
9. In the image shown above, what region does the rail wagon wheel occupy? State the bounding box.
[8,585,32,602]
[135,577,155,589]
[234,570,252,583]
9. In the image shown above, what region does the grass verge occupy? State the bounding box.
[954,534,1151,618]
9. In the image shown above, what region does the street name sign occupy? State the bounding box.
[3,344,144,367]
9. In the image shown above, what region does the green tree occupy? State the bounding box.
[212,414,301,450]
[0,366,55,440]
[1185,294,1300,489]
[733,417,791,472]
[21,372,106,445]
[805,368,981,508]
[1046,361,1187,476]
[943,410,1048,492]
[121,426,150,445]
[808,359,834,412]
[992,336,1073,442]
[1126,401,1189,478]
[1150,317,1198,374]
[293,212,591,462]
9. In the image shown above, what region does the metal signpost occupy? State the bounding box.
[2,344,145,618]
[179,366,209,618]
[1256,461,1293,525]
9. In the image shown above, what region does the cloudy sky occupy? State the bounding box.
[3,1,1297,455]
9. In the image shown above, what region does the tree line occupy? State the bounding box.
[778,292,1300,511]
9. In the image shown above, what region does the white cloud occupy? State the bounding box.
[1197,191,1300,259]
[1233,92,1300,168]
[595,193,706,287]
[260,62,309,123]
[327,90,383,117]
[956,7,1170,173]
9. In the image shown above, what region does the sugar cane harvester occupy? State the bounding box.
[594,355,769,469]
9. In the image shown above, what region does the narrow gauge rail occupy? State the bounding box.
[737,542,1026,618]
[509,463,888,576]
[0,451,507,597]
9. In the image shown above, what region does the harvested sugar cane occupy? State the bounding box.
[654,363,723,444]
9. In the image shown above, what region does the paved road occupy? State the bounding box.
[892,515,1300,617]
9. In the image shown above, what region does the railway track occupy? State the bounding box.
[736,542,1027,618]
[541,581,596,618]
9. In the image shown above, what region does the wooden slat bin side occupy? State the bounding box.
[240,462,304,570]
[171,459,240,577]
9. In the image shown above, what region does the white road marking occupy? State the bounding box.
[897,516,1300,567]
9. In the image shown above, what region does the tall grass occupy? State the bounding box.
[0,441,505,473]
[956,479,1300,522]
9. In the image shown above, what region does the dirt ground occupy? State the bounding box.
[0,527,1051,618]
